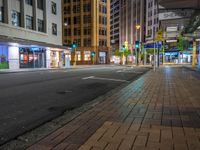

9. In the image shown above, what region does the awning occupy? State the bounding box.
[0,35,71,50]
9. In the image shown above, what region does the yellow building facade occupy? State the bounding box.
[63,0,110,64]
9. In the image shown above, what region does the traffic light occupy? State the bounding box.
[121,45,126,51]
[135,41,139,49]
[91,52,96,57]
[71,42,77,49]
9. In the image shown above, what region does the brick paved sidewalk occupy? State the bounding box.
[28,66,200,150]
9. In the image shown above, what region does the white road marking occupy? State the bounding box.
[82,76,129,82]
[82,76,95,80]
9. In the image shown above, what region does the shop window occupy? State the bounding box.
[11,10,21,27]
[19,48,46,68]
[84,51,91,61]
[0,46,9,69]
[76,51,81,61]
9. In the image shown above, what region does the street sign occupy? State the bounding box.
[156,30,163,41]
[124,41,128,50]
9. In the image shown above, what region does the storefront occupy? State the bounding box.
[19,47,46,68]
[49,48,71,68]
[0,45,9,69]
[99,52,106,64]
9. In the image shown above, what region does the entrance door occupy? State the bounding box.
[99,52,106,64]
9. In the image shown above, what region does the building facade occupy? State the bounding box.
[110,0,120,50]
[63,0,110,65]
[0,0,70,70]
[145,0,159,44]
[119,0,145,64]
[158,0,200,64]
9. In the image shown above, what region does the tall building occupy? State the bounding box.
[120,0,145,52]
[0,0,69,70]
[63,0,110,64]
[145,0,159,44]
[110,0,120,50]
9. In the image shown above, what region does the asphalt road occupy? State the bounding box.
[0,65,150,145]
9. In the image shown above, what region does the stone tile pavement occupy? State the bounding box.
[27,66,200,150]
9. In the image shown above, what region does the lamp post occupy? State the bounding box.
[121,46,126,65]
[71,42,77,67]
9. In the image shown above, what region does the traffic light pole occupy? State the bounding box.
[73,47,77,67]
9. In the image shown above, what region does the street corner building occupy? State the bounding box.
[63,0,111,65]
[0,0,71,70]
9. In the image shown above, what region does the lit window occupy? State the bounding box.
[76,51,81,61]
[84,51,91,61]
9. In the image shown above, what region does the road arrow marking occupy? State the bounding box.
[82,76,95,80]
[83,76,129,82]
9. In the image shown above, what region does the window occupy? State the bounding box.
[52,23,57,35]
[83,4,91,12]
[74,16,80,24]
[84,51,91,61]
[11,10,20,27]
[38,19,44,32]
[76,51,81,61]
[25,0,33,5]
[0,7,3,22]
[26,15,33,29]
[73,5,80,13]
[37,0,44,10]
[74,28,80,36]
[64,28,71,36]
[84,15,91,24]
[51,1,57,15]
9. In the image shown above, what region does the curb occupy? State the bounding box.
[0,68,150,150]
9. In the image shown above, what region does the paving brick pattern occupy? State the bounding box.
[28,67,200,150]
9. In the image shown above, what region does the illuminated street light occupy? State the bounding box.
[136,25,141,30]
[64,23,68,27]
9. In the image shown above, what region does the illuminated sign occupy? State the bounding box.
[159,9,194,20]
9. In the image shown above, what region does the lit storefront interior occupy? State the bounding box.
[19,47,46,68]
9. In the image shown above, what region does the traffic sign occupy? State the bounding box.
[156,30,163,41]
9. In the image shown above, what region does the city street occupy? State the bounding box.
[0,65,150,145]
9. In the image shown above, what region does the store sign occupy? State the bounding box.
[166,27,178,32]
[159,9,194,20]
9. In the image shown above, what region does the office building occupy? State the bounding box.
[0,0,70,70]
[63,0,110,64]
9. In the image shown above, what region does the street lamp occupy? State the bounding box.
[64,22,68,27]
[121,45,126,65]
[136,25,141,30]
